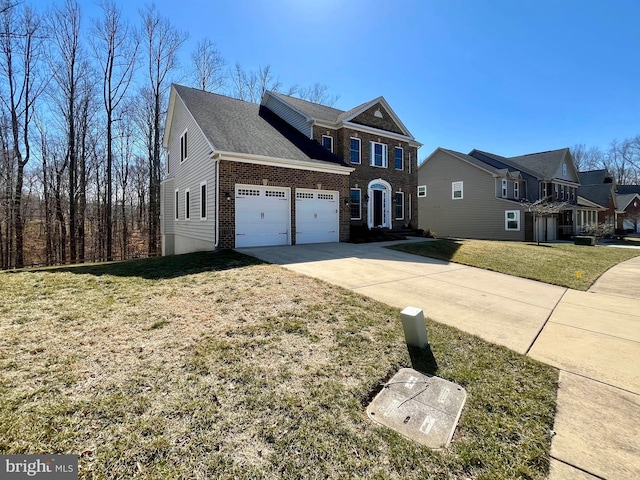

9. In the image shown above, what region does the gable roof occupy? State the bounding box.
[264,91,419,143]
[616,193,640,211]
[578,169,613,185]
[469,149,540,178]
[505,148,573,180]
[168,84,347,168]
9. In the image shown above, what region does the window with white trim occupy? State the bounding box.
[180,130,188,162]
[514,181,519,199]
[322,135,333,153]
[350,137,361,164]
[394,192,404,220]
[184,188,190,220]
[501,179,508,197]
[562,163,567,176]
[452,181,463,199]
[370,141,387,168]
[200,181,207,220]
[174,189,179,220]
[394,147,404,170]
[417,185,427,197]
[505,210,520,230]
[350,188,361,220]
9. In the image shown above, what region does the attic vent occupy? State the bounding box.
[374,108,383,118]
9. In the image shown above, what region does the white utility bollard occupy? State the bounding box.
[400,306,429,348]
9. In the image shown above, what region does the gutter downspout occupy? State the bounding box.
[211,153,220,249]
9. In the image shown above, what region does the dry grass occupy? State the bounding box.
[389,239,640,290]
[0,252,557,479]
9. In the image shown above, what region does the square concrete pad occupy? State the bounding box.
[551,371,640,479]
[366,368,466,449]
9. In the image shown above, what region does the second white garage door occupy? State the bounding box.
[295,189,339,244]
[235,185,290,248]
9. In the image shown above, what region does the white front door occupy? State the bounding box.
[235,185,290,248]
[295,189,339,244]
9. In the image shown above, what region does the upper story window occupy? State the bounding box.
[350,138,361,164]
[562,163,567,176]
[322,135,333,153]
[394,147,404,170]
[180,130,188,162]
[514,181,519,199]
[501,179,508,197]
[417,185,427,197]
[452,181,463,199]
[370,141,388,168]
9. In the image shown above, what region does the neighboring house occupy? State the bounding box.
[417,147,599,242]
[577,169,618,227]
[262,91,422,230]
[161,84,420,254]
[616,186,640,232]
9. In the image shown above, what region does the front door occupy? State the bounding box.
[373,190,383,227]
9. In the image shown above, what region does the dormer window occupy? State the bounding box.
[322,135,333,153]
[502,179,508,198]
[514,182,519,199]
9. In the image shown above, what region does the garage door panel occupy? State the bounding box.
[235,186,290,248]
[295,189,339,245]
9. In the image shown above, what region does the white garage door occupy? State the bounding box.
[295,189,339,244]
[235,185,290,248]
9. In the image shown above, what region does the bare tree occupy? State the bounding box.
[297,82,339,106]
[190,37,224,92]
[521,199,571,246]
[91,0,138,261]
[0,1,44,268]
[229,63,281,102]
[139,3,186,256]
[571,144,604,172]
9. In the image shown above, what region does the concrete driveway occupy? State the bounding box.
[238,240,640,480]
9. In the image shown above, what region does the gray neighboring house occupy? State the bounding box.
[417,147,602,241]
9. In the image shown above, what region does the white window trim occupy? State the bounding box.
[200,181,207,220]
[505,210,520,231]
[350,188,361,220]
[370,141,388,168]
[417,185,427,197]
[562,163,567,175]
[350,137,361,164]
[184,188,190,220]
[394,146,404,170]
[395,191,405,220]
[180,129,188,163]
[174,189,179,220]
[501,179,508,198]
[322,135,334,153]
[452,181,463,200]
[514,181,519,199]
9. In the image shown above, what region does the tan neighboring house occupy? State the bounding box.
[417,147,601,242]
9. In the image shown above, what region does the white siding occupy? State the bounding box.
[164,95,216,254]
[264,95,312,137]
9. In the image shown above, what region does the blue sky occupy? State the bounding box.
[89,0,640,160]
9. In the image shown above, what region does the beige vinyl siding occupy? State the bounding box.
[418,149,525,240]
[166,97,216,254]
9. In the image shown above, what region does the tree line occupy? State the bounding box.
[0,0,337,269]
[571,136,640,185]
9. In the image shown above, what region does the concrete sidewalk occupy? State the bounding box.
[238,241,640,480]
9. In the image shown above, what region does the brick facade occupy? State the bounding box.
[312,126,419,229]
[217,160,350,249]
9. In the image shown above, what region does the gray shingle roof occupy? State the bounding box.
[617,185,640,195]
[578,184,613,208]
[505,148,570,180]
[269,91,344,123]
[173,85,345,167]
[617,193,640,210]
[441,148,500,174]
[578,169,611,185]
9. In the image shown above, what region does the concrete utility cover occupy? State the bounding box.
[366,368,467,449]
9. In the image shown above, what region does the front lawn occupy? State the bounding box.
[0,252,557,479]
[389,239,640,290]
